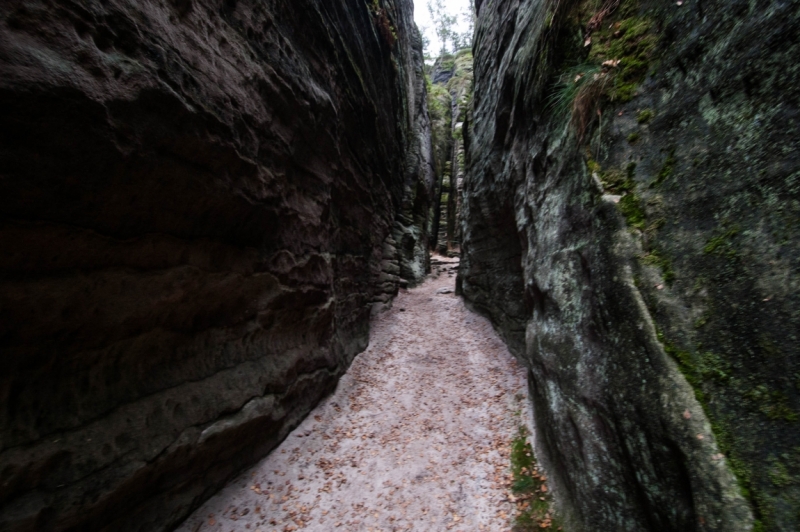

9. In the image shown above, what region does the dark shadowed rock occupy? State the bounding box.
[461,0,799,530]
[0,0,431,530]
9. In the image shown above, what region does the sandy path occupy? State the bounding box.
[177,259,533,532]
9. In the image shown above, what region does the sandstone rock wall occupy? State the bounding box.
[428,51,473,255]
[0,0,430,530]
[391,7,436,286]
[462,0,799,530]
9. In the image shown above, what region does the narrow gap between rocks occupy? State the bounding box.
[178,256,544,532]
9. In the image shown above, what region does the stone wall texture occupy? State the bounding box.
[428,51,472,255]
[462,0,799,530]
[0,0,431,530]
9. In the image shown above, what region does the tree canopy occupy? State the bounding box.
[426,0,474,57]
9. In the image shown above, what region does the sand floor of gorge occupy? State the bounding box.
[177,257,536,532]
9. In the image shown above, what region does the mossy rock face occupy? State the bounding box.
[598,0,800,527]
[463,0,800,530]
[428,48,473,252]
[430,53,456,83]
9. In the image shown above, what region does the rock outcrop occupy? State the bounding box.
[0,0,431,530]
[428,50,473,256]
[462,0,799,530]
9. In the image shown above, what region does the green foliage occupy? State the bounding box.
[585,10,657,102]
[427,82,451,122]
[426,0,473,55]
[627,131,640,143]
[455,47,473,60]
[509,426,561,530]
[549,63,603,124]
[438,53,456,72]
[446,50,474,100]
[636,108,654,123]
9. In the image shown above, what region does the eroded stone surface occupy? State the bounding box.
[428,51,473,255]
[0,1,431,530]
[461,0,799,530]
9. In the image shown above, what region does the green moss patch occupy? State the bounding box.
[583,4,658,102]
[656,324,798,528]
[657,330,702,391]
[703,226,740,257]
[650,150,676,188]
[745,385,798,422]
[588,157,635,193]
[509,425,563,531]
[640,248,675,284]
[709,416,756,500]
[636,108,654,123]
[618,191,646,229]
[549,0,661,137]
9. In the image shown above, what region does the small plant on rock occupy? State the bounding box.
[549,63,611,140]
[636,108,654,123]
[509,426,563,530]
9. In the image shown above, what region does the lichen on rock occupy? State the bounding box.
[461,0,800,530]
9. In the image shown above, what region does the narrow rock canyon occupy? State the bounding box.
[1,0,798,531]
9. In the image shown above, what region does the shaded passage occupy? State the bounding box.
[178,259,533,531]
